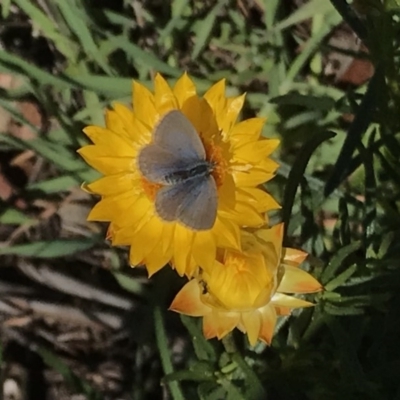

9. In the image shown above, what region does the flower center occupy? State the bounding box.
[140,177,163,202]
[203,140,228,188]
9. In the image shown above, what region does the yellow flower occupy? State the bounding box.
[169,223,322,345]
[78,73,280,277]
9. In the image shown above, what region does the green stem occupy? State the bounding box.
[153,306,185,400]
[222,334,267,399]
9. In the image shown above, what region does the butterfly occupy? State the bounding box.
[137,110,218,230]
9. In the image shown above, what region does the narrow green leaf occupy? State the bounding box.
[272,0,336,32]
[192,0,228,60]
[113,272,145,296]
[325,264,357,291]
[0,208,35,225]
[66,74,134,97]
[231,353,266,399]
[0,50,73,88]
[154,306,185,400]
[55,0,112,74]
[159,0,190,38]
[324,69,380,196]
[0,238,99,258]
[323,303,364,315]
[38,347,99,397]
[163,362,215,383]
[12,0,77,60]
[282,130,336,242]
[285,10,341,83]
[329,0,368,42]
[0,134,94,181]
[1,0,11,18]
[27,176,79,193]
[181,315,217,362]
[321,241,361,284]
[104,35,181,77]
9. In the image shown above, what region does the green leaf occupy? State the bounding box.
[282,130,336,242]
[67,73,134,97]
[104,35,181,77]
[324,69,380,196]
[159,0,190,38]
[0,208,35,225]
[113,272,146,296]
[163,362,215,383]
[12,0,77,60]
[181,315,217,362]
[154,306,185,400]
[321,241,361,284]
[323,303,364,315]
[0,238,99,258]
[0,134,94,181]
[55,0,112,74]
[191,0,228,60]
[38,347,99,397]
[198,382,225,400]
[325,264,357,291]
[1,0,11,18]
[27,176,79,193]
[272,0,336,32]
[0,49,73,89]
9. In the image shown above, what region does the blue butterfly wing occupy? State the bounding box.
[155,175,218,230]
[138,110,207,184]
[137,144,194,184]
[153,110,206,160]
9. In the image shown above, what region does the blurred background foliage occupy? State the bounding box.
[0,0,400,399]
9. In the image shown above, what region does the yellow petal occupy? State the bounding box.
[169,279,210,316]
[234,160,279,187]
[275,306,291,316]
[173,72,197,107]
[229,118,266,142]
[213,216,241,249]
[203,310,239,340]
[204,79,226,116]
[271,293,315,308]
[172,225,195,276]
[259,305,277,344]
[237,187,281,213]
[282,247,308,266]
[130,216,164,268]
[132,81,157,128]
[78,146,134,175]
[234,139,280,163]
[219,94,245,136]
[278,265,322,293]
[241,311,261,346]
[181,96,219,142]
[82,126,136,156]
[229,201,265,227]
[87,173,136,196]
[105,104,133,140]
[154,73,178,114]
[145,251,172,277]
[217,173,236,210]
[106,195,152,235]
[87,192,134,221]
[193,231,217,271]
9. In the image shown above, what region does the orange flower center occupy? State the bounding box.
[204,140,228,188]
[140,177,163,202]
